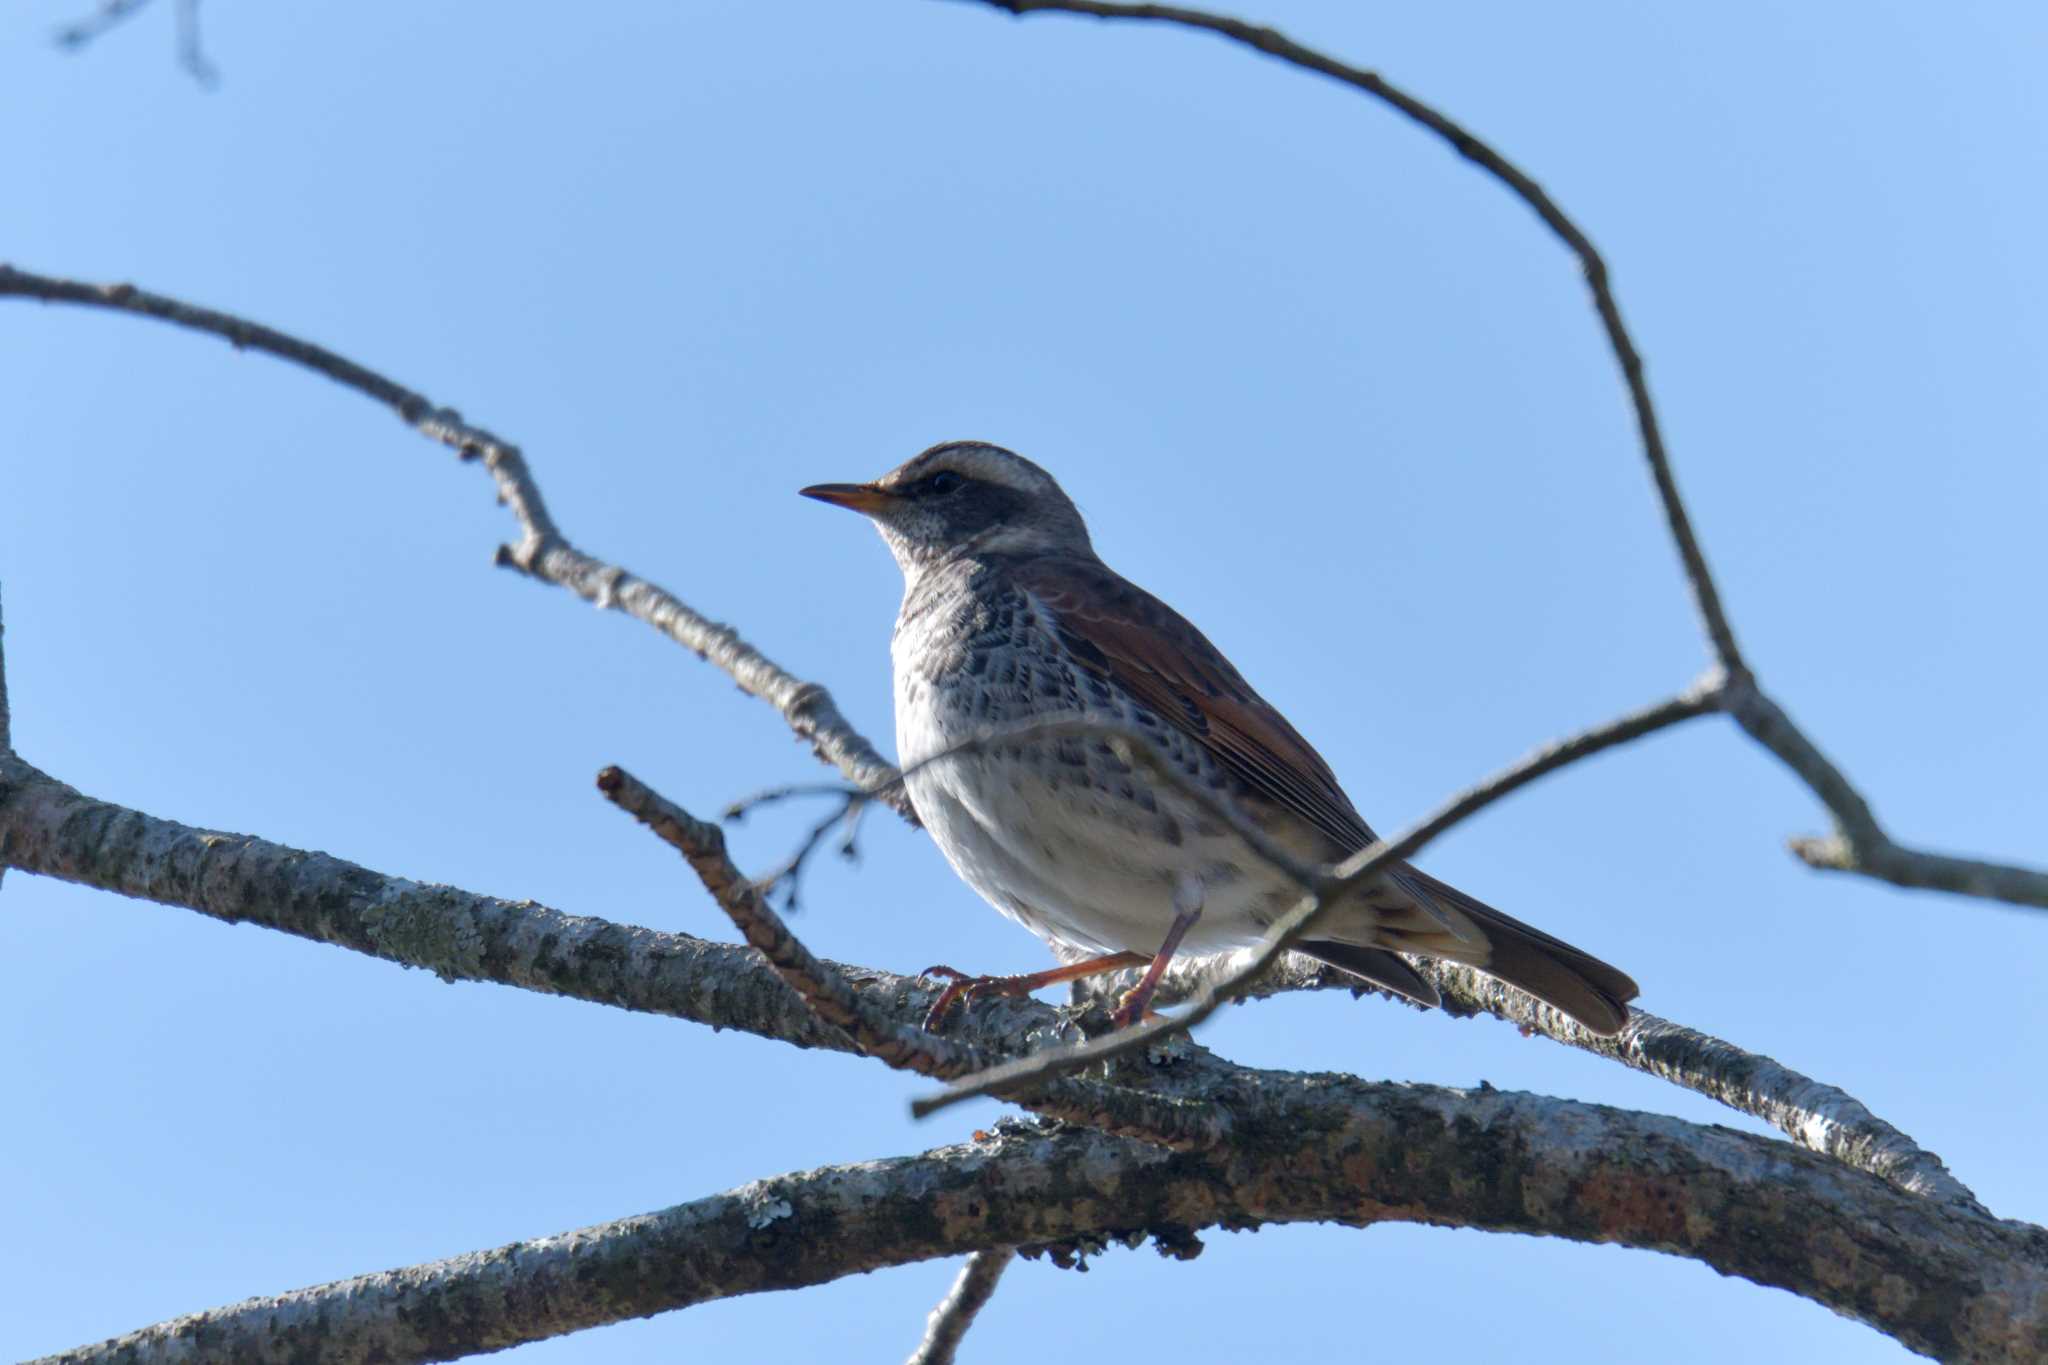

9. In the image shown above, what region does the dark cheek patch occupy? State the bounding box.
[942,484,1026,539]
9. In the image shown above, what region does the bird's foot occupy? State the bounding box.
[918,953,1150,1031]
[917,966,1039,1031]
[1108,985,1164,1031]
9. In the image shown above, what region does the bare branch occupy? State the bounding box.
[172,0,216,86]
[1729,682,2048,909]
[0,752,863,1054]
[51,0,216,87]
[913,682,1724,1117]
[595,764,1231,1149]
[33,1080,2047,1365]
[906,1250,1012,1365]
[1416,961,1988,1211]
[51,0,153,52]
[1137,950,1983,1211]
[0,264,910,821]
[745,789,874,914]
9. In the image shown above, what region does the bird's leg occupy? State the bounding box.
[1110,876,1207,1030]
[919,953,1148,1031]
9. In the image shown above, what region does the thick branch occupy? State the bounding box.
[36,1076,2048,1365]
[906,1250,1011,1365]
[0,752,870,1055]
[1138,950,1984,1212]
[0,746,1968,1205]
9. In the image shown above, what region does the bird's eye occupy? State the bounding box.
[927,470,965,495]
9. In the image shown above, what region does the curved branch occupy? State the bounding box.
[33,1075,2048,1365]
[1729,682,2048,908]
[1139,949,1985,1212]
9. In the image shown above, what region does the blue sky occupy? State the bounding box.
[4,2,2044,1359]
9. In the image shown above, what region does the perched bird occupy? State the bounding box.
[801,442,1638,1035]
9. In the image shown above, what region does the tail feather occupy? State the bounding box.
[1299,941,1442,1010]
[1317,865,1639,1036]
[1406,866,1638,1035]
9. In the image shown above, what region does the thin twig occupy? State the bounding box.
[174,0,218,86]
[746,791,874,913]
[912,682,1724,1117]
[51,0,153,52]
[906,1249,1013,1365]
[723,781,858,822]
[52,0,217,85]
[596,765,1231,1149]
[1729,682,2048,908]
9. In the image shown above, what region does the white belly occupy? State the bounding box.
[894,660,1291,960]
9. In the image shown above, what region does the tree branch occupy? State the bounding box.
[596,764,1231,1149]
[1728,681,2048,908]
[0,264,909,821]
[0,738,1970,1205]
[1144,950,1985,1212]
[34,1076,2048,1365]
[906,1249,1012,1365]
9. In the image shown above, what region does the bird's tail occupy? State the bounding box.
[1303,865,1638,1036]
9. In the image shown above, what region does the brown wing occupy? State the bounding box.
[1011,555,1377,855]
[1014,555,1639,1034]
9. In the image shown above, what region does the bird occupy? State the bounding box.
[801,441,1639,1035]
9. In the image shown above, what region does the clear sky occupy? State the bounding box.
[4,2,2045,1360]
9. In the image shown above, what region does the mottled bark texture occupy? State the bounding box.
[6,749,2039,1361]
[31,1084,2048,1365]
[0,748,1969,1204]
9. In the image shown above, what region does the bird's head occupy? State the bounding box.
[801,441,1093,576]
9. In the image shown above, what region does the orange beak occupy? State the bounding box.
[799,482,897,515]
